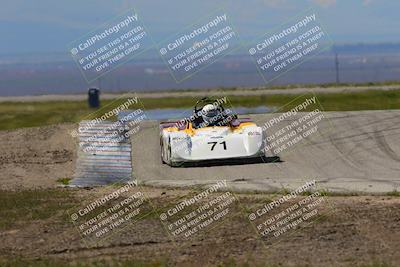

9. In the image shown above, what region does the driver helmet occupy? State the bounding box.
[201,104,219,125]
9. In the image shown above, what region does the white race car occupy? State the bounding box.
[160,98,266,167]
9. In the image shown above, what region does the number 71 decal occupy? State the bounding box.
[207,141,227,151]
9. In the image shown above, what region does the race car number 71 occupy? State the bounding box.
[207,141,227,151]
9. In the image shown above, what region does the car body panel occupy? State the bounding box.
[160,120,265,166]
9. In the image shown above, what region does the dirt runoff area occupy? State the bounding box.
[0,185,399,267]
[0,123,76,190]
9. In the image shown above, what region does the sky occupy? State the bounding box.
[0,0,399,55]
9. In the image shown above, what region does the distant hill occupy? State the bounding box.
[332,43,400,54]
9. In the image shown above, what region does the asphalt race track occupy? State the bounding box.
[132,110,400,193]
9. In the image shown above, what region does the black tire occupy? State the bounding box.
[160,137,166,164]
[166,141,171,164]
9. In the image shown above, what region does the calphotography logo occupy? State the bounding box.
[260,93,334,159]
[67,183,158,245]
[245,179,334,245]
[68,9,153,82]
[248,9,333,83]
[158,180,239,240]
[157,9,241,82]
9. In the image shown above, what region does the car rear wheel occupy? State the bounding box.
[160,138,166,164]
[166,141,172,164]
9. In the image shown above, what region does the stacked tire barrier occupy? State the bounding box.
[70,120,133,187]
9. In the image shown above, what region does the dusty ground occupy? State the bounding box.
[0,186,399,267]
[0,123,76,190]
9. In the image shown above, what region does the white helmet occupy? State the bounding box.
[201,104,219,125]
